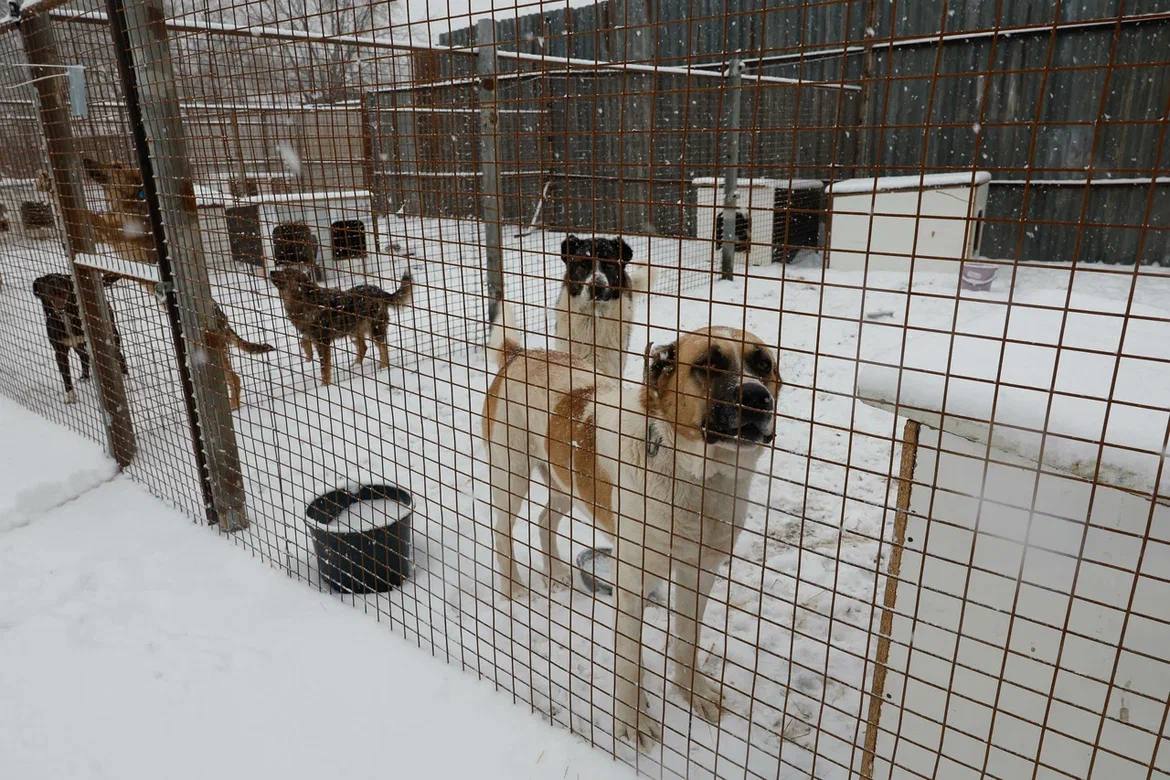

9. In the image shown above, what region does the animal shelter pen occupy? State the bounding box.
[0,0,1168,777]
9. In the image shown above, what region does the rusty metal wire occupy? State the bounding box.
[0,0,1167,778]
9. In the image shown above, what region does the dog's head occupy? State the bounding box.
[560,234,633,303]
[82,157,147,215]
[32,273,73,312]
[646,326,780,449]
[268,266,314,296]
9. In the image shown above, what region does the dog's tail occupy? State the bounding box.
[214,304,274,355]
[487,298,524,373]
[229,329,275,355]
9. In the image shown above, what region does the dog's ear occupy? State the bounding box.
[560,234,579,263]
[82,157,107,184]
[620,239,633,264]
[644,340,678,389]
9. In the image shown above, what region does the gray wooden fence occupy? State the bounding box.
[440,0,1170,265]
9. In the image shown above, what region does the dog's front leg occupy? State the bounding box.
[613,540,661,749]
[317,341,332,385]
[670,552,726,724]
[52,340,76,404]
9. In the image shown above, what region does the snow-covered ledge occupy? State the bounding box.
[856,289,1170,497]
[74,252,161,283]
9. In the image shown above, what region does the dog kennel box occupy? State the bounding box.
[0,177,56,235]
[240,189,373,275]
[824,171,990,277]
[694,177,824,266]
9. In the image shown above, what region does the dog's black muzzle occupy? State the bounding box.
[588,277,621,302]
[702,381,776,446]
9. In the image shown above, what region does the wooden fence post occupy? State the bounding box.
[477,17,504,323]
[860,418,921,777]
[104,0,248,531]
[19,9,137,469]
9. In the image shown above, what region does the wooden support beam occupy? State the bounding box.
[20,10,137,469]
[105,0,248,531]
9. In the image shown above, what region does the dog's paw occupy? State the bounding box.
[546,560,574,591]
[675,672,724,725]
[614,696,661,750]
[63,389,77,404]
[497,575,524,602]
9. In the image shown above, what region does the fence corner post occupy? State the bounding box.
[19,9,137,469]
[477,17,504,325]
[106,0,248,531]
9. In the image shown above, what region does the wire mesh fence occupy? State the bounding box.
[0,0,1167,778]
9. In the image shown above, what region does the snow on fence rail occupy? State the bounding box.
[1,1,1168,779]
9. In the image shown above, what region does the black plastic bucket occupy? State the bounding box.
[305,484,413,594]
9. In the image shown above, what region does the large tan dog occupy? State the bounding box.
[483,310,780,747]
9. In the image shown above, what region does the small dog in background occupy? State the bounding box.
[80,157,154,267]
[32,272,127,404]
[269,267,412,386]
[554,234,648,378]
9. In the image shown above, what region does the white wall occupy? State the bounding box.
[828,183,989,281]
[865,426,1170,779]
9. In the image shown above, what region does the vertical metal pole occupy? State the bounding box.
[611,0,652,237]
[395,85,419,215]
[852,0,879,176]
[478,18,504,323]
[105,0,249,531]
[20,10,137,469]
[720,58,744,281]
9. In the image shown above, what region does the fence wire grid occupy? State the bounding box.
[0,0,1168,778]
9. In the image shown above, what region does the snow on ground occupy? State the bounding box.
[0,395,117,533]
[4,218,1170,778]
[0,402,634,780]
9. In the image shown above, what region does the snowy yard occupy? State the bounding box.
[0,395,633,780]
[2,218,1169,777]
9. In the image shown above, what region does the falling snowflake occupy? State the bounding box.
[277,141,302,176]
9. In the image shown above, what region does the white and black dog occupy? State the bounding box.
[553,235,648,379]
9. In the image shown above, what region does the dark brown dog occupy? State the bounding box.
[269,267,412,386]
[32,272,127,404]
[81,157,273,410]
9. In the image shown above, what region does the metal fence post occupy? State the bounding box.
[19,9,137,469]
[104,0,248,531]
[477,17,504,323]
[720,58,744,281]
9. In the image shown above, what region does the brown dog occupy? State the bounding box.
[269,267,412,386]
[483,308,780,747]
[80,157,273,410]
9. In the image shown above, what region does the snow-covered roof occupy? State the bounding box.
[692,177,823,190]
[826,171,992,196]
[239,189,372,206]
[857,289,1170,495]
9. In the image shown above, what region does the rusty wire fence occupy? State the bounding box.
[0,0,1168,778]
